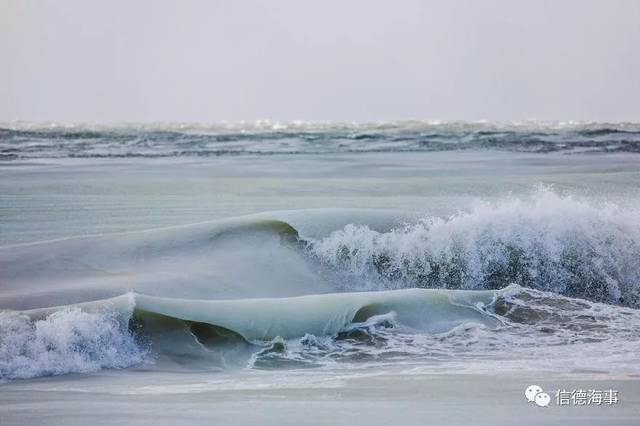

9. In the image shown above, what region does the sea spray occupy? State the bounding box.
[0,308,147,380]
[308,187,640,306]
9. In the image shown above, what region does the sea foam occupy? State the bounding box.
[0,308,146,380]
[309,187,640,306]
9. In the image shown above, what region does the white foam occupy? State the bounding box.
[0,308,146,380]
[310,186,640,305]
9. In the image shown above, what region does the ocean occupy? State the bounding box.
[1,121,640,424]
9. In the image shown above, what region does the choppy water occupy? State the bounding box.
[2,121,640,160]
[1,122,640,383]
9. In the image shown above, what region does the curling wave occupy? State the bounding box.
[4,284,640,379]
[2,189,640,379]
[309,188,640,306]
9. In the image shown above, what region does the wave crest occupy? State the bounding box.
[309,188,640,306]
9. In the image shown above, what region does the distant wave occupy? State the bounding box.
[1,121,640,160]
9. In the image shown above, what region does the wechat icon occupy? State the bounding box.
[525,385,551,407]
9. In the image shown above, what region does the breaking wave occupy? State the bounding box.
[0,308,147,380]
[249,285,640,373]
[2,188,640,380]
[2,121,640,160]
[5,283,640,380]
[309,187,640,306]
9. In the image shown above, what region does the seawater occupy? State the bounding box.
[1,121,640,383]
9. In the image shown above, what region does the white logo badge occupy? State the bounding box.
[535,392,551,407]
[525,385,550,407]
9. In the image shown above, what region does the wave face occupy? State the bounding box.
[2,121,640,160]
[2,190,640,380]
[4,285,640,379]
[250,286,640,372]
[309,188,640,307]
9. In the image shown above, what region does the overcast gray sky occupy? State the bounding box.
[1,0,639,122]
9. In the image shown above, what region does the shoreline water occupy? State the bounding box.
[1,371,639,425]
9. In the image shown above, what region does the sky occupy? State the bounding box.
[1,0,639,123]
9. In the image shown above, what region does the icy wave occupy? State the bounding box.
[1,287,497,380]
[309,188,640,306]
[4,284,640,379]
[249,285,640,372]
[2,192,640,380]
